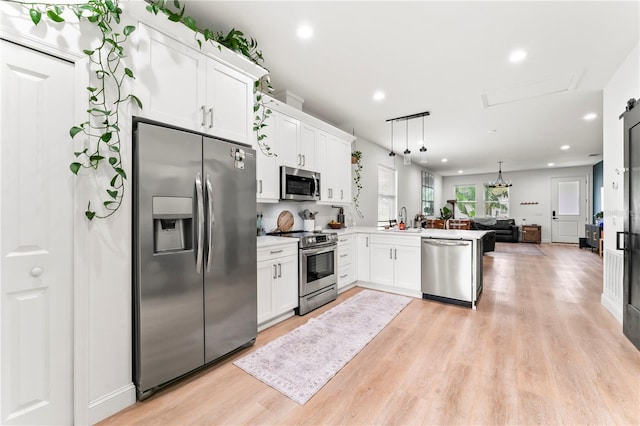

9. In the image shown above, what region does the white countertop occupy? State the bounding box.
[257,226,489,246]
[327,226,488,240]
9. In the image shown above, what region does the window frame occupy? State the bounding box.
[377,164,397,228]
[453,184,477,218]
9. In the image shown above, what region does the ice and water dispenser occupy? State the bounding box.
[152,196,193,253]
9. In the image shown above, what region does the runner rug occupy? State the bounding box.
[233,289,412,405]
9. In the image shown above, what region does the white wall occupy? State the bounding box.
[443,166,593,243]
[602,42,639,323]
[603,43,639,250]
[351,136,443,227]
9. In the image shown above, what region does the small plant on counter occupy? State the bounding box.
[352,151,364,218]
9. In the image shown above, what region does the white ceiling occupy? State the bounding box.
[184,1,639,176]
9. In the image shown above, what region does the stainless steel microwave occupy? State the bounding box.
[280,166,320,201]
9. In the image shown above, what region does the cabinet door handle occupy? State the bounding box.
[340,274,348,279]
[302,154,306,166]
[394,248,397,259]
[390,248,393,259]
[209,108,213,129]
[340,254,348,258]
[259,179,263,194]
[366,237,369,247]
[201,105,206,127]
[270,249,283,254]
[273,264,277,279]
[341,189,344,200]
[277,263,282,278]
[298,154,301,166]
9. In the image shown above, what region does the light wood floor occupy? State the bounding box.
[101,244,640,425]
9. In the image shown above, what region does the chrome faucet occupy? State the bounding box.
[399,206,408,226]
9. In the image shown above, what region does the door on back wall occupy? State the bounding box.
[550,176,587,243]
[622,102,640,351]
[0,40,75,424]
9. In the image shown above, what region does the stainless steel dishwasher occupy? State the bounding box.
[421,237,478,307]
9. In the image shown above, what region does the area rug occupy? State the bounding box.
[492,242,544,256]
[233,290,412,405]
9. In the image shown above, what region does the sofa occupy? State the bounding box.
[471,218,519,243]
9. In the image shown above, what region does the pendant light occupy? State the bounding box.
[486,161,512,188]
[419,115,427,163]
[388,120,396,167]
[403,119,411,165]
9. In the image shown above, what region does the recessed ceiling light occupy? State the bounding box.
[561,145,570,150]
[548,162,555,167]
[297,24,313,39]
[441,158,448,163]
[583,112,597,120]
[372,91,385,101]
[458,170,464,174]
[509,50,527,63]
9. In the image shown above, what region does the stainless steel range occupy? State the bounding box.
[267,230,338,315]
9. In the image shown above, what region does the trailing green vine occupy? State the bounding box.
[6,0,140,220]
[352,151,364,218]
[145,0,275,156]
[7,0,274,220]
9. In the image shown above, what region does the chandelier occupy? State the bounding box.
[486,161,512,188]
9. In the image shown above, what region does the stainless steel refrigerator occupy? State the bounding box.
[132,118,257,400]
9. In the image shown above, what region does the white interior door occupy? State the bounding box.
[551,176,587,243]
[0,40,75,425]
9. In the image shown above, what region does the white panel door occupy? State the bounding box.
[551,176,587,243]
[369,244,394,286]
[0,41,74,425]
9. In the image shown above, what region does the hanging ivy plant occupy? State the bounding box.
[8,0,140,220]
[8,0,274,221]
[352,151,364,218]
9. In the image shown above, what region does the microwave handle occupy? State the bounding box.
[312,173,318,196]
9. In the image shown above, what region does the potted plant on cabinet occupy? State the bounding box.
[352,151,364,218]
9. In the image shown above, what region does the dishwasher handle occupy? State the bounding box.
[422,239,470,247]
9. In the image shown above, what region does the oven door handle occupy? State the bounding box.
[301,244,337,256]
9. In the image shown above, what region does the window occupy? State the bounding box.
[421,171,434,216]
[484,186,510,217]
[377,165,397,226]
[454,185,477,218]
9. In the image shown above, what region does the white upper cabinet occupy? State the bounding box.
[299,124,317,171]
[135,23,254,145]
[276,114,302,168]
[319,135,352,204]
[205,59,253,144]
[255,109,280,202]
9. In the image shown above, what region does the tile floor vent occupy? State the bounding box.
[481,71,583,108]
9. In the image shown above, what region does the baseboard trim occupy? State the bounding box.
[88,383,136,425]
[601,292,623,324]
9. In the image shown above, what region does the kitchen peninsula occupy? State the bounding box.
[257,227,487,329]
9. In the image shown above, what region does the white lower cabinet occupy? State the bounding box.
[337,234,356,290]
[369,234,421,292]
[257,243,298,327]
[357,233,371,281]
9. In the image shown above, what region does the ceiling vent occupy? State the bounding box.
[481,71,583,108]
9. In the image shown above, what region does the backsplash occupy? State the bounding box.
[257,202,357,233]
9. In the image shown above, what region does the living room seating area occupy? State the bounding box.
[471,218,519,243]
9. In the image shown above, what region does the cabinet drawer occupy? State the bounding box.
[257,244,298,262]
[338,263,353,286]
[370,233,421,247]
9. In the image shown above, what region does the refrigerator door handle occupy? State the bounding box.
[195,172,204,273]
[205,174,215,272]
